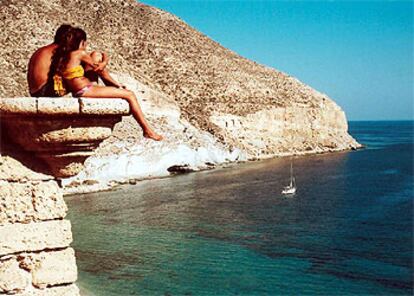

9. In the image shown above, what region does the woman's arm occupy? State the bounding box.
[86,51,125,88]
[79,51,99,69]
[100,71,126,89]
[92,51,109,72]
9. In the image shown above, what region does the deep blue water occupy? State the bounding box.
[67,121,413,295]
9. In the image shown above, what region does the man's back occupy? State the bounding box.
[27,43,57,95]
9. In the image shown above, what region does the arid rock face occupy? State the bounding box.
[1,0,360,159]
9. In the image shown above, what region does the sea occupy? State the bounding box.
[66,121,414,296]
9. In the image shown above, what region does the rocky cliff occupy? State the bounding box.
[0,0,361,190]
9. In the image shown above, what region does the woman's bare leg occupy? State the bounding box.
[82,85,163,141]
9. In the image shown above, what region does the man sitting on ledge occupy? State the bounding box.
[27,24,123,97]
[27,24,163,141]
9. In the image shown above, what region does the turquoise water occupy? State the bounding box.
[66,121,413,295]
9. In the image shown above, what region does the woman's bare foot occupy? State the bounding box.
[143,130,163,141]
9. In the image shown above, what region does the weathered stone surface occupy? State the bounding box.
[0,180,67,225]
[0,220,72,256]
[16,284,80,296]
[0,181,32,225]
[0,156,52,182]
[19,248,77,288]
[31,181,67,220]
[37,98,79,115]
[0,98,37,114]
[0,258,30,294]
[0,97,129,117]
[80,98,130,115]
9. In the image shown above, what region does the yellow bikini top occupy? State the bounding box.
[62,65,84,80]
[52,65,85,96]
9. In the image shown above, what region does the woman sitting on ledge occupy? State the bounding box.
[52,27,163,141]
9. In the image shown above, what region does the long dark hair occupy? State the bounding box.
[50,27,87,76]
[54,24,72,44]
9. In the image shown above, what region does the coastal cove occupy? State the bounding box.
[0,0,411,294]
[67,121,413,295]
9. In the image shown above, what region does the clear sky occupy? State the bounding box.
[141,0,413,121]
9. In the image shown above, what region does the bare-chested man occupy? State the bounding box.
[28,24,122,97]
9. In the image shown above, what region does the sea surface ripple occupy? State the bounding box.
[67,121,414,295]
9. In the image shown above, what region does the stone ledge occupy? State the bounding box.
[0,98,36,114]
[0,220,72,256]
[1,97,130,177]
[80,98,131,115]
[0,97,130,116]
[37,98,79,116]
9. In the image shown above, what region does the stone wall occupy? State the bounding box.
[0,97,130,295]
[0,156,79,295]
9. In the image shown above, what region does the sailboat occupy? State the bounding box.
[281,161,296,195]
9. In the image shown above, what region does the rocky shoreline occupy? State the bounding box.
[58,73,361,195]
[63,145,363,196]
